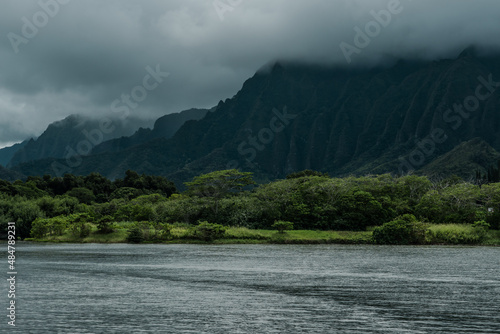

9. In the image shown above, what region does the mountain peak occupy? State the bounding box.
[50,114,86,129]
[458,46,479,58]
[256,61,286,75]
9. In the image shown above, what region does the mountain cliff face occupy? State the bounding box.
[10,50,500,185]
[0,140,29,166]
[91,108,210,154]
[7,115,152,168]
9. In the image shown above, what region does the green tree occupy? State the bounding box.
[31,216,68,238]
[116,170,177,197]
[83,172,116,202]
[31,218,50,239]
[110,187,144,200]
[185,169,255,215]
[66,187,96,204]
[286,170,329,179]
[272,220,293,234]
[9,200,44,239]
[36,196,82,218]
[67,214,91,238]
[12,180,47,199]
[416,183,480,224]
[115,204,154,222]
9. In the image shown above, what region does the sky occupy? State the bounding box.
[0,0,499,148]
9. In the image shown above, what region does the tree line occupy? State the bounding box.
[0,169,499,240]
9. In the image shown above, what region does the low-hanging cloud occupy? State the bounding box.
[0,0,499,147]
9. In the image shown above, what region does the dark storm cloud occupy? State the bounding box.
[0,0,499,147]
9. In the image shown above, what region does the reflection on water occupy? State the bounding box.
[6,244,500,333]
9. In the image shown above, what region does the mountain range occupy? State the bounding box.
[5,115,152,168]
[0,140,28,167]
[2,48,500,186]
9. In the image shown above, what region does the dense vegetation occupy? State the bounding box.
[0,169,499,245]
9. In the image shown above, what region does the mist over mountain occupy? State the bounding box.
[2,0,500,147]
[5,49,500,186]
[7,115,153,168]
[91,108,211,154]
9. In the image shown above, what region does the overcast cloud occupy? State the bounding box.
[0,0,499,147]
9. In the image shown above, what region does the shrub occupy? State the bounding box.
[425,224,486,245]
[272,220,294,234]
[156,223,173,241]
[126,225,144,243]
[472,220,490,241]
[373,214,427,245]
[191,221,227,241]
[146,221,173,241]
[96,215,115,234]
[70,221,91,238]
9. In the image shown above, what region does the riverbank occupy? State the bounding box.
[24,224,500,245]
[25,227,374,244]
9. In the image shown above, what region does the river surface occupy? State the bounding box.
[3,243,500,333]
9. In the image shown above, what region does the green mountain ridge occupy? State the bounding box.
[0,140,29,166]
[7,114,153,168]
[91,108,210,154]
[419,138,500,179]
[5,49,500,185]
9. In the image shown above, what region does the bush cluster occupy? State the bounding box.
[373,214,427,245]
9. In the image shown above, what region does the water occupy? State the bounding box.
[3,243,500,333]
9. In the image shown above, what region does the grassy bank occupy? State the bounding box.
[25,225,374,244]
[24,223,500,245]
